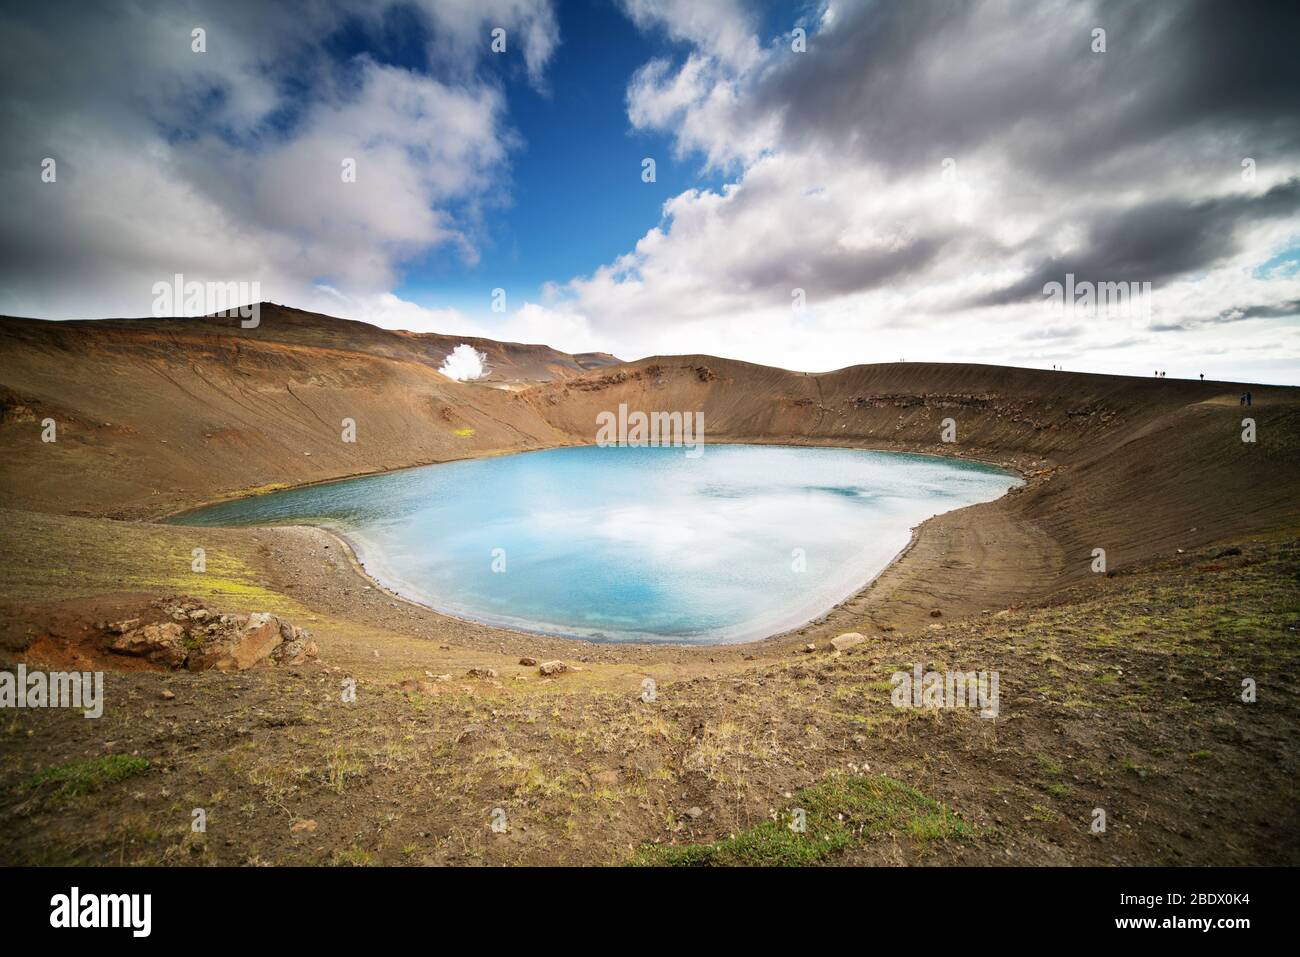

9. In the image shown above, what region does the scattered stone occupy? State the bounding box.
[686,806,704,819]
[519,656,539,666]
[801,643,816,653]
[290,819,317,834]
[538,660,569,676]
[929,609,943,618]
[829,632,867,652]
[159,689,175,700]
[467,667,498,679]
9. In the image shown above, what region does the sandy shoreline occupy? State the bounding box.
[162,441,1031,652]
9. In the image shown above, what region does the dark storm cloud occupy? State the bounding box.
[733,234,947,299]
[1152,298,1300,332]
[752,0,1300,179]
[971,178,1300,306]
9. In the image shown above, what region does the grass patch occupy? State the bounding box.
[26,754,150,801]
[634,774,972,866]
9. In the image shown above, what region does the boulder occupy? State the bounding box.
[97,598,318,672]
[467,667,498,679]
[538,660,569,677]
[187,612,281,671]
[829,632,867,653]
[109,622,188,667]
[519,656,539,666]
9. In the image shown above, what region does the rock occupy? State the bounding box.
[519,656,539,666]
[538,660,569,676]
[929,609,943,618]
[272,639,307,665]
[290,819,317,834]
[686,806,704,819]
[801,643,816,653]
[467,667,498,679]
[109,622,188,667]
[99,599,318,672]
[829,632,867,652]
[159,689,175,700]
[187,612,281,671]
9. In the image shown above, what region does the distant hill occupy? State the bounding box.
[7,303,622,386]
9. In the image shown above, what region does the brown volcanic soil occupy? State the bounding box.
[0,307,1297,866]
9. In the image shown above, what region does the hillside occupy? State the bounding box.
[0,305,598,518]
[3,312,1297,622]
[1,308,1297,868]
[526,357,1300,616]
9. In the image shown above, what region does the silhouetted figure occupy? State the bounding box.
[1200,373,1204,381]
[1247,391,1253,407]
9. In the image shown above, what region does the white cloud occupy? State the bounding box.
[550,0,1300,382]
[0,0,558,320]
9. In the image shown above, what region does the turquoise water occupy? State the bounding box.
[173,445,1018,644]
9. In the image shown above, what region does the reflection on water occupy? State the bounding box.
[173,445,1018,644]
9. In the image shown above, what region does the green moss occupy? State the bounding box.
[26,754,150,800]
[634,774,972,866]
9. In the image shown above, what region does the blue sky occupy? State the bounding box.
[394,0,728,312]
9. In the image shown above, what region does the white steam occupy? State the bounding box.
[439,343,488,381]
